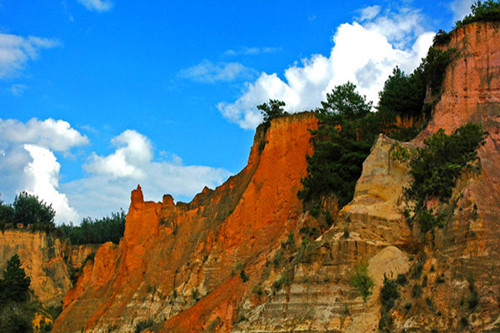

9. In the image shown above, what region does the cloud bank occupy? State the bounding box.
[217,6,435,129]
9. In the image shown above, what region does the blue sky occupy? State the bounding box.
[0,0,475,223]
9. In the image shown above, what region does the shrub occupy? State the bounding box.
[405,123,487,232]
[380,275,400,310]
[258,99,286,128]
[467,290,479,310]
[350,262,374,302]
[396,273,408,285]
[240,269,249,283]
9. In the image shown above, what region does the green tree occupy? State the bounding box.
[258,99,286,125]
[298,82,375,207]
[455,0,500,28]
[0,201,15,226]
[0,254,31,303]
[13,192,55,227]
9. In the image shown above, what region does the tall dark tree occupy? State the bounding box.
[0,254,31,303]
[299,82,375,207]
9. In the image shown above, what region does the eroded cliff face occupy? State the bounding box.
[0,230,98,306]
[236,22,500,332]
[54,22,499,333]
[53,113,321,332]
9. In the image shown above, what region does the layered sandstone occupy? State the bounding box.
[53,22,499,332]
[236,21,500,332]
[0,230,98,306]
[53,113,321,332]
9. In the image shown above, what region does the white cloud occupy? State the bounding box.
[178,60,256,83]
[217,6,435,129]
[24,144,78,223]
[0,33,60,79]
[0,118,88,223]
[77,0,113,12]
[65,129,231,218]
[450,0,474,22]
[10,83,27,96]
[84,130,152,179]
[224,47,281,56]
[359,5,381,21]
[0,118,89,152]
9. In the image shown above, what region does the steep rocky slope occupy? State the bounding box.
[53,113,321,332]
[236,21,500,332]
[0,230,98,306]
[53,22,499,332]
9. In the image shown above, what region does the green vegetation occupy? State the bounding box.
[0,254,31,304]
[0,192,56,232]
[240,269,249,282]
[58,210,126,245]
[379,275,400,331]
[455,0,500,29]
[433,29,452,46]
[404,123,487,233]
[0,254,57,333]
[298,42,458,211]
[349,261,374,302]
[258,99,287,129]
[298,82,375,208]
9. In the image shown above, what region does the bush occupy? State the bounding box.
[406,123,487,232]
[350,262,374,302]
[396,273,408,285]
[240,269,249,283]
[380,275,400,310]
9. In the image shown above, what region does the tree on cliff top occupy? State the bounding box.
[13,192,55,228]
[258,99,286,126]
[455,1,500,29]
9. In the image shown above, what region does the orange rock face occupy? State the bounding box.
[53,113,319,332]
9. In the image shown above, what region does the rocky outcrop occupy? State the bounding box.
[236,21,500,332]
[0,230,98,306]
[53,22,499,332]
[53,113,322,332]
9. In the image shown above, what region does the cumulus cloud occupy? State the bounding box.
[24,145,79,222]
[0,33,60,79]
[0,118,88,223]
[84,130,153,179]
[450,0,474,21]
[217,6,435,129]
[0,118,89,152]
[178,60,256,83]
[64,129,231,218]
[77,0,113,12]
